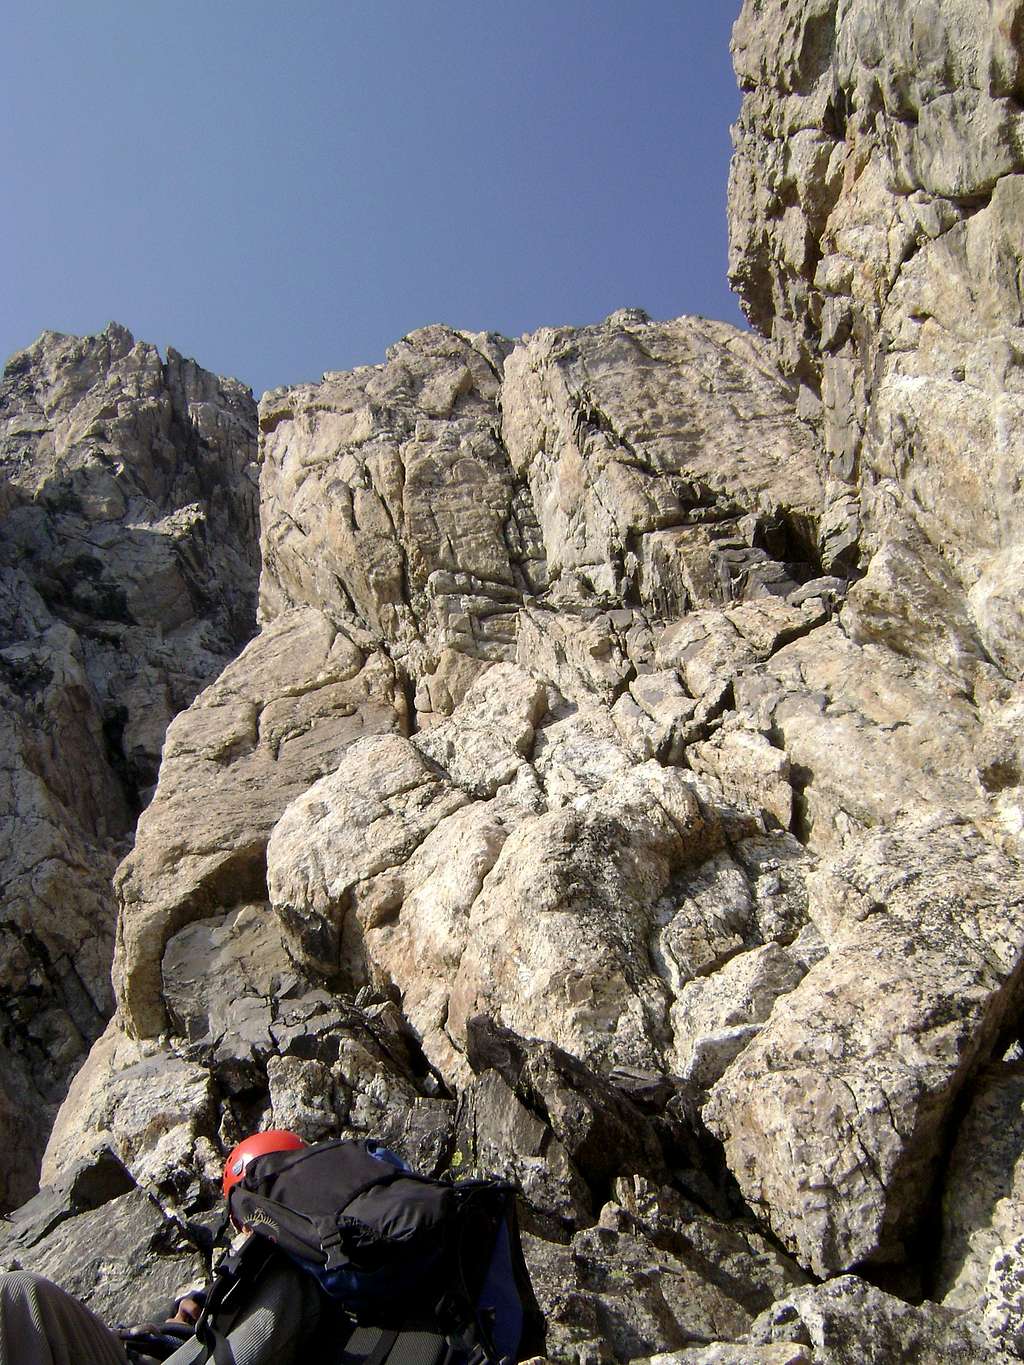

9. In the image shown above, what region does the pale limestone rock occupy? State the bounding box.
[516,606,636,707]
[733,624,985,851]
[412,647,490,723]
[625,670,698,762]
[532,705,636,810]
[656,611,755,709]
[41,1018,216,1196]
[654,597,825,713]
[266,1055,337,1142]
[413,662,547,797]
[501,312,827,609]
[706,816,1024,1277]
[267,733,467,977]
[969,544,1024,681]
[361,800,518,1080]
[259,325,541,681]
[730,0,1024,676]
[843,533,996,689]
[733,835,815,948]
[688,729,792,831]
[669,944,808,1088]
[114,607,407,1037]
[444,763,714,1075]
[982,1234,1024,1359]
[272,723,721,1083]
[655,851,757,992]
[976,685,1024,860]
[1,323,259,795]
[641,1348,811,1364]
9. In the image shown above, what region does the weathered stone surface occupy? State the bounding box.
[0,1186,206,1327]
[413,662,548,798]
[640,1348,812,1365]
[939,1062,1024,1355]
[733,623,985,851]
[270,705,725,1082]
[668,943,809,1090]
[501,311,827,610]
[114,607,407,1038]
[267,731,469,980]
[45,903,450,1202]
[842,532,997,691]
[463,1017,668,1222]
[259,325,540,684]
[0,324,259,1205]
[16,15,1024,1348]
[1,322,259,796]
[748,1275,999,1363]
[705,816,1024,1277]
[524,1212,753,1364]
[729,0,1024,680]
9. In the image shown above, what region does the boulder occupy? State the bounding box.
[748,1275,999,1363]
[114,607,407,1038]
[705,816,1024,1277]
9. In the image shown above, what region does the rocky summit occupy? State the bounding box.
[2,3,1024,1361]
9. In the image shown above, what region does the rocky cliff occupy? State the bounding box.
[2,3,1024,1362]
[0,324,259,1208]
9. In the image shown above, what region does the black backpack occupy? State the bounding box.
[193,1138,543,1365]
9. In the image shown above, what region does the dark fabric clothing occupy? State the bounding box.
[0,1269,130,1365]
[0,1252,321,1365]
[165,1254,320,1362]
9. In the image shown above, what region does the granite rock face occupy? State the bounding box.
[7,3,1024,1357]
[35,302,1024,1361]
[0,324,259,1208]
[730,0,1024,671]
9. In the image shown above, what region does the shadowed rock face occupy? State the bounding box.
[5,5,1024,1359]
[0,324,259,1208]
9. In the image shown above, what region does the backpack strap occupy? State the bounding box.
[333,1325,453,1365]
[192,1235,278,1364]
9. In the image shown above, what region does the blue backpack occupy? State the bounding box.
[194,1138,543,1365]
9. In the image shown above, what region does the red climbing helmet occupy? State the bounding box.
[222,1129,306,1198]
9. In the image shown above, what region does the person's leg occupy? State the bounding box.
[0,1269,129,1365]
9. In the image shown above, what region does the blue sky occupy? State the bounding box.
[3,3,745,397]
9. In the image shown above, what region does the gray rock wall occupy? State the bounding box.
[31,300,1024,1361]
[730,0,1024,675]
[0,324,259,1206]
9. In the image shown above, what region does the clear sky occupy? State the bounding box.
[3,3,745,398]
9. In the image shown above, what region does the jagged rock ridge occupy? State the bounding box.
[3,3,1024,1361]
[0,323,259,1207]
